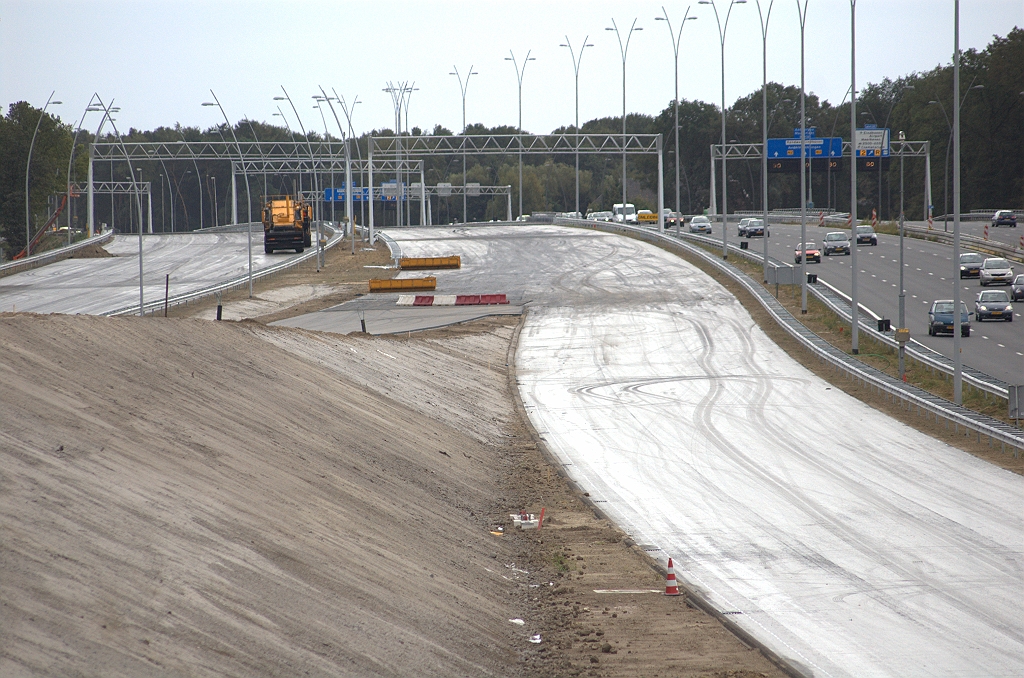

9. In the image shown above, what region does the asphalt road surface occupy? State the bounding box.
[723,222,1023,386]
[389,224,1023,678]
[0,233,294,315]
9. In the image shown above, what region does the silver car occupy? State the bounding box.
[822,231,851,256]
[689,215,712,234]
[979,257,1014,286]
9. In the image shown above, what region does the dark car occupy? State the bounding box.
[974,290,1013,322]
[665,212,684,229]
[991,210,1018,228]
[928,300,972,337]
[959,252,985,279]
[795,242,821,264]
[822,231,851,256]
[744,218,766,237]
[855,225,878,246]
[1012,274,1024,302]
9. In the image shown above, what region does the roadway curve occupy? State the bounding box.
[388,224,1024,678]
[0,232,292,316]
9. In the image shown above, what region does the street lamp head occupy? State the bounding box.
[903,85,915,90]
[605,27,615,30]
[202,102,216,107]
[527,57,536,61]
[51,101,63,105]
[781,98,792,103]
[273,96,286,101]
[928,100,938,105]
[971,85,984,90]
[655,16,665,20]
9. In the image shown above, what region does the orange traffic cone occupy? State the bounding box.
[664,557,681,596]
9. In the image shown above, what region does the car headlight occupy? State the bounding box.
[1008,305,1013,311]
[979,305,988,311]
[960,266,966,270]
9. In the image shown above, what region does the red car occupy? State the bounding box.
[795,242,821,264]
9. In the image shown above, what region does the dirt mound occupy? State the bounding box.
[69,243,115,258]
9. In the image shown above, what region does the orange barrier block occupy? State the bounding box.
[398,256,461,270]
[368,277,437,292]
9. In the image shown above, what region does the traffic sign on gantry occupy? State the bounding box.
[855,126,891,157]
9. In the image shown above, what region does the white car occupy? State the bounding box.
[979,257,1014,286]
[689,215,712,234]
[586,211,614,222]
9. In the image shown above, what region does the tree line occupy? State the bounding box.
[1,29,1019,258]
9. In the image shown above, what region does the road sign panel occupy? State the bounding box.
[855,128,890,157]
[766,136,842,160]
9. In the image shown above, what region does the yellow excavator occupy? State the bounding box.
[262,195,311,253]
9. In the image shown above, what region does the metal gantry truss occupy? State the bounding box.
[367,133,666,235]
[370,133,662,156]
[88,133,668,237]
[709,140,932,219]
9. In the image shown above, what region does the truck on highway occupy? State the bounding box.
[262,195,312,254]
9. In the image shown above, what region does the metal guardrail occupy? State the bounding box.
[0,229,115,278]
[555,217,1023,455]
[100,225,343,317]
[903,224,1023,262]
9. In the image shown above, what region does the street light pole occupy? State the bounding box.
[798,0,809,314]
[898,129,906,379]
[952,0,963,404]
[202,91,254,297]
[606,19,643,214]
[755,0,774,282]
[699,0,745,259]
[850,0,860,354]
[559,38,593,219]
[316,87,354,259]
[275,88,319,268]
[450,65,478,223]
[927,83,982,233]
[25,92,62,256]
[331,88,362,253]
[655,8,697,233]
[505,50,535,220]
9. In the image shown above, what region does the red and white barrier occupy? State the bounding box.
[397,294,510,307]
[984,222,989,240]
[818,212,824,228]
[871,208,878,229]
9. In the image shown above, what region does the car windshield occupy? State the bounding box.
[692,216,709,224]
[979,291,1009,302]
[1015,275,1024,284]
[961,253,984,264]
[857,226,874,233]
[747,219,763,227]
[799,243,817,249]
[995,211,1012,217]
[825,233,846,241]
[933,301,968,314]
[983,259,1010,269]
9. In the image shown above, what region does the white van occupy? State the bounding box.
[612,203,637,224]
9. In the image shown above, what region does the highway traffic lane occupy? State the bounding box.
[390,225,1024,677]
[758,224,1022,384]
[909,219,1022,248]
[0,233,282,315]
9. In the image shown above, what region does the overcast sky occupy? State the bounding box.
[2,1,1021,139]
